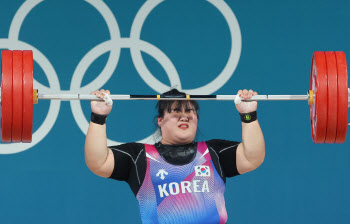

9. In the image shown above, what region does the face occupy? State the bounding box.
[158,104,198,145]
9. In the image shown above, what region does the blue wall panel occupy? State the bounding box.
[0,0,349,223]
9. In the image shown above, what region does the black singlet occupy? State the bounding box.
[109,139,240,196]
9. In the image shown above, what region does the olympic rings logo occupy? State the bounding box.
[0,0,241,154]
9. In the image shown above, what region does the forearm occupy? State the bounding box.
[241,120,265,167]
[84,122,109,170]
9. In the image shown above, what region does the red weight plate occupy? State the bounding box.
[310,51,328,143]
[22,50,33,143]
[335,51,348,143]
[324,52,338,143]
[12,50,23,142]
[1,50,13,142]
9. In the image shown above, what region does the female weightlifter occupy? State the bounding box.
[84,88,265,224]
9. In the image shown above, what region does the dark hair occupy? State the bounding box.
[155,88,200,119]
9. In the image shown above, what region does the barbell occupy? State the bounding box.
[0,50,349,144]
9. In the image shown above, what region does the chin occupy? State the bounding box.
[176,135,195,144]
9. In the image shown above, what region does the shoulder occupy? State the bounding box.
[205,139,240,153]
[205,139,241,178]
[109,142,145,161]
[108,142,147,184]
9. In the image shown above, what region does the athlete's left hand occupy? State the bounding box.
[235,89,258,113]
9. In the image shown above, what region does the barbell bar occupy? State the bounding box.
[35,93,309,101]
[0,50,349,144]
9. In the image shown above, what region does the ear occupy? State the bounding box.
[157,117,163,127]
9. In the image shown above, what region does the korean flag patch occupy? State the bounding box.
[195,165,210,177]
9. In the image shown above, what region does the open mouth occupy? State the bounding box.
[178,124,189,130]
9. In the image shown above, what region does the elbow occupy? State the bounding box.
[255,145,265,167]
[84,154,102,176]
[255,154,265,169]
[84,152,111,178]
[85,160,110,178]
[248,147,266,172]
[85,157,99,175]
[249,160,264,173]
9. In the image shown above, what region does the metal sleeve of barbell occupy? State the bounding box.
[37,94,310,101]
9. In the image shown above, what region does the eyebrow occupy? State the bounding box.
[171,107,195,110]
[170,108,196,113]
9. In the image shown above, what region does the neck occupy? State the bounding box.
[160,138,193,145]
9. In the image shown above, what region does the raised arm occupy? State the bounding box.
[84,89,115,178]
[235,89,265,174]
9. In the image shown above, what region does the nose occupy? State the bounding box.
[178,112,192,121]
[179,115,189,122]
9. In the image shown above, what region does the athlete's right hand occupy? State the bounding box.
[90,89,113,115]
